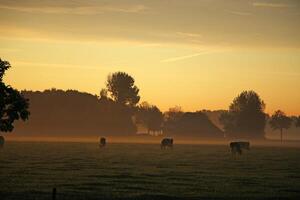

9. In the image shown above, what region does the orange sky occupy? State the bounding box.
[1,0,300,115]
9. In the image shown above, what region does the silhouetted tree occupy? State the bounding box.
[219,90,267,139]
[99,88,110,101]
[100,88,107,98]
[163,106,184,134]
[164,111,223,137]
[219,111,235,135]
[14,89,136,136]
[0,58,30,133]
[269,110,292,143]
[295,116,300,128]
[104,72,140,106]
[164,106,183,122]
[202,109,225,130]
[163,106,223,137]
[136,102,163,134]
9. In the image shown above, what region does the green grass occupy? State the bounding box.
[0,142,300,199]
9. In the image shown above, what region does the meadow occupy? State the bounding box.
[0,142,300,200]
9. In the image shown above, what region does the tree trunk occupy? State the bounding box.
[280,128,283,143]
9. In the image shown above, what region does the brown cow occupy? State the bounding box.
[99,137,106,148]
[0,136,4,148]
[230,141,250,155]
[161,138,173,149]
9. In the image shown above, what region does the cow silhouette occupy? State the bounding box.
[99,137,106,148]
[0,136,4,148]
[161,138,173,149]
[230,141,250,155]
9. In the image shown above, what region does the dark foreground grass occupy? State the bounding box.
[0,142,300,200]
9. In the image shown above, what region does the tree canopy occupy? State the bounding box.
[219,90,267,139]
[163,106,183,133]
[0,58,30,132]
[269,110,292,131]
[164,111,223,137]
[12,89,136,136]
[104,72,140,106]
[269,110,292,142]
[136,102,163,134]
[163,106,223,138]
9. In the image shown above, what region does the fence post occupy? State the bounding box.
[52,188,56,200]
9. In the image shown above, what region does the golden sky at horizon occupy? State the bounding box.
[1,0,300,115]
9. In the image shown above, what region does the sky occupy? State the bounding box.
[0,0,300,115]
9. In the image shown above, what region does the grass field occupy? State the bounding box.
[0,142,300,200]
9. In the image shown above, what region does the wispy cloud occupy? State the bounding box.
[14,61,104,70]
[136,43,162,47]
[161,51,213,63]
[0,47,20,53]
[227,10,252,16]
[253,2,292,8]
[0,4,147,15]
[176,32,202,38]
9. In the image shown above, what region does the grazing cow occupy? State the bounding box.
[0,136,4,148]
[161,138,173,149]
[230,141,250,155]
[99,137,106,148]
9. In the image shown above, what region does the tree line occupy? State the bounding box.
[219,91,300,142]
[1,58,299,141]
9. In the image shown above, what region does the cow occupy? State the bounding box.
[0,136,4,148]
[99,137,106,148]
[161,138,173,149]
[230,141,250,155]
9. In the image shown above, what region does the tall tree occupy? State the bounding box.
[105,72,140,106]
[269,110,292,143]
[219,90,267,139]
[0,58,30,133]
[136,102,163,134]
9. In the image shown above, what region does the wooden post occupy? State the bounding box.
[280,128,283,143]
[0,135,5,148]
[52,188,56,200]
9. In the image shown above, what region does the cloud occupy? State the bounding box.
[161,51,213,63]
[252,2,292,8]
[0,4,147,15]
[266,71,300,77]
[0,47,20,53]
[227,10,252,16]
[136,43,162,47]
[176,32,202,38]
[14,61,106,71]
